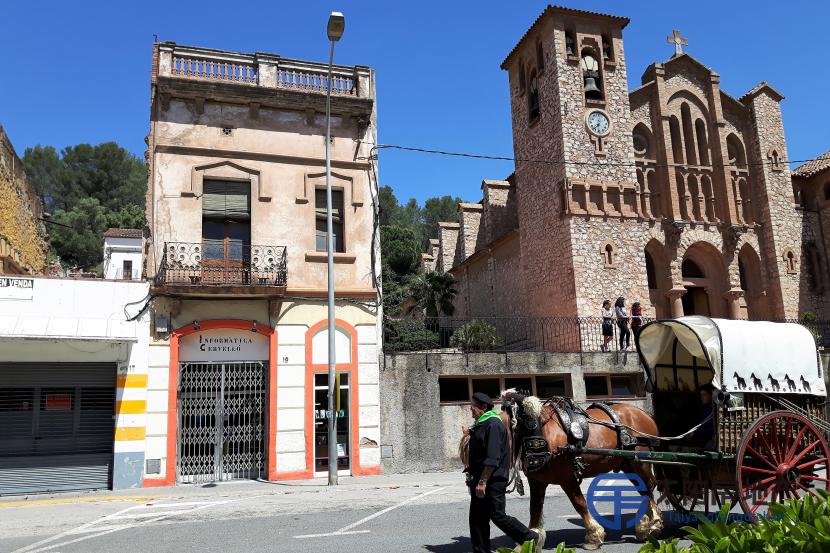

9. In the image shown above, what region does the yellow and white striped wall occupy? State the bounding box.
[113,362,149,488]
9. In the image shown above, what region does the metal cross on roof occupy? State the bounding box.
[667,29,688,56]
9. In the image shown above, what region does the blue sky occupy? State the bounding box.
[2,1,827,204]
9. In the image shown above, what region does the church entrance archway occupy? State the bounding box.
[680,242,729,317]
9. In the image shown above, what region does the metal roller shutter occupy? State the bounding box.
[0,363,116,495]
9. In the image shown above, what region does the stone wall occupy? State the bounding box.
[0,126,47,275]
[744,88,803,319]
[379,351,648,473]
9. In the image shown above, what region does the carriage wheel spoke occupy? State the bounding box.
[797,483,819,498]
[757,432,780,465]
[791,440,822,466]
[783,419,793,459]
[801,475,830,483]
[784,426,808,462]
[745,444,779,470]
[741,466,775,475]
[751,484,776,513]
[742,474,776,492]
[797,457,829,470]
[770,423,785,465]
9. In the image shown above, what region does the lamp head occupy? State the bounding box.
[327,12,345,42]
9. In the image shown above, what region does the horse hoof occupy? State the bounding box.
[583,542,602,551]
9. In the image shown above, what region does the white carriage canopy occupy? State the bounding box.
[636,316,826,397]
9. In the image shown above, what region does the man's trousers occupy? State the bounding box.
[469,480,537,553]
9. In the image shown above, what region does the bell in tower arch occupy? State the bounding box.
[579,53,603,100]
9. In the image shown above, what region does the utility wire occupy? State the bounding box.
[371,143,822,171]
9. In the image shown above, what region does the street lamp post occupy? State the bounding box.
[325,11,345,487]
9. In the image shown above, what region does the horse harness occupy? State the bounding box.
[510,396,641,484]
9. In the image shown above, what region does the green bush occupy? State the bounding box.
[449,321,504,352]
[383,317,439,352]
[639,491,830,553]
[497,540,573,553]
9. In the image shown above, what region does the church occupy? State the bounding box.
[423,5,830,339]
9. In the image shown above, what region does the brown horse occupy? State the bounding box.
[461,392,663,550]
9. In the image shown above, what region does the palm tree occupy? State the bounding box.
[408,271,457,318]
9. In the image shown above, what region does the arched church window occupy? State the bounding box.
[695,119,710,166]
[565,30,576,56]
[669,116,684,164]
[518,61,526,93]
[632,123,652,159]
[681,258,704,278]
[602,35,614,61]
[783,249,798,274]
[681,103,697,165]
[528,72,540,121]
[580,51,603,101]
[601,242,616,268]
[727,134,747,168]
[536,40,545,72]
[645,251,657,289]
[768,148,782,172]
[823,182,830,202]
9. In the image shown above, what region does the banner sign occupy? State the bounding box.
[0,277,34,300]
[179,328,269,362]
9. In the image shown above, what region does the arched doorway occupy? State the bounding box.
[680,243,729,317]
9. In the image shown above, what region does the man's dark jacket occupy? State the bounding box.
[465,416,510,483]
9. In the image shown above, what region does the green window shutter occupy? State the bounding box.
[202,180,250,219]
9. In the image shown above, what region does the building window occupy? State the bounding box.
[438,374,571,404]
[202,179,251,263]
[784,249,798,274]
[438,377,468,403]
[536,41,545,72]
[584,374,643,399]
[528,72,540,122]
[601,35,614,61]
[565,30,576,56]
[601,242,616,268]
[122,259,133,280]
[472,378,502,401]
[315,188,344,252]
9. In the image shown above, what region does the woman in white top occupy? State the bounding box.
[601,299,614,352]
[615,296,631,350]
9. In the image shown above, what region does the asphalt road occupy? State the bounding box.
[0,474,690,553]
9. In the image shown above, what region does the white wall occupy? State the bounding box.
[103,237,142,280]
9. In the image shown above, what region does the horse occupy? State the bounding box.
[460,391,663,550]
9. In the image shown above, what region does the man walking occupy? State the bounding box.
[465,392,542,553]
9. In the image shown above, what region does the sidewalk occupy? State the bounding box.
[0,471,464,508]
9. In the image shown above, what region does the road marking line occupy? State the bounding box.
[0,496,156,509]
[293,530,371,538]
[294,486,446,539]
[11,495,265,553]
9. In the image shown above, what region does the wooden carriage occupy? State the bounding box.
[633,316,830,519]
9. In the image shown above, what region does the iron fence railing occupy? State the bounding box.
[156,241,287,287]
[384,316,830,354]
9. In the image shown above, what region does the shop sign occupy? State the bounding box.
[45,394,72,411]
[0,277,34,300]
[180,327,269,362]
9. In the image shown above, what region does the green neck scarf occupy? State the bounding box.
[474,409,501,427]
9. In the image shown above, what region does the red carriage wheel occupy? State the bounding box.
[736,411,830,521]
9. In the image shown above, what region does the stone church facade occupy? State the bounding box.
[423,5,830,335]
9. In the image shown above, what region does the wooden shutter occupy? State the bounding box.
[203,180,250,220]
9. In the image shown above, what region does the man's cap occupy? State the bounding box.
[472,392,494,409]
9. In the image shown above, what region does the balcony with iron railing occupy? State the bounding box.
[154,241,287,295]
[154,43,374,115]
